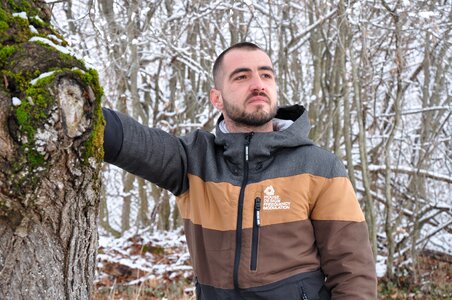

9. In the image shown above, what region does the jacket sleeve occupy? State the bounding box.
[102,108,188,196]
[310,158,377,299]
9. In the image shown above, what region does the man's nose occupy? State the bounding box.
[249,75,265,91]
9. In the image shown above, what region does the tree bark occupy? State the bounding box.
[0,1,103,299]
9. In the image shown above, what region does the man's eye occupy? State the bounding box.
[262,73,272,79]
[235,75,246,80]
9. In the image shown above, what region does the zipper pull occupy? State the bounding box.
[245,132,254,162]
[245,145,249,161]
[254,197,261,226]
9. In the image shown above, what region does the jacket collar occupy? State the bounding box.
[218,118,293,133]
[214,105,314,169]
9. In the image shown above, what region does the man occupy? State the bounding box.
[103,42,377,299]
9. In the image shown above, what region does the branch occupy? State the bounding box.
[375,105,451,118]
[45,0,68,4]
[286,8,338,54]
[365,164,452,184]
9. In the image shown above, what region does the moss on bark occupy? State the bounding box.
[0,2,103,298]
[0,0,104,194]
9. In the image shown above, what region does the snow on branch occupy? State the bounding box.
[287,8,338,54]
[376,106,451,118]
[367,164,452,184]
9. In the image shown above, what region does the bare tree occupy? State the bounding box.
[49,0,451,291]
[0,1,103,298]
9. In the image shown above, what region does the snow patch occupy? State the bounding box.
[29,36,72,56]
[31,15,44,23]
[418,11,435,19]
[71,67,85,73]
[29,25,39,34]
[12,12,27,19]
[30,71,56,85]
[376,255,387,277]
[97,227,193,286]
[12,97,22,106]
[47,34,63,44]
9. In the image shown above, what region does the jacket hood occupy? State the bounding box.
[214,105,314,170]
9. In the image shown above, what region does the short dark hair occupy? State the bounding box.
[212,42,262,88]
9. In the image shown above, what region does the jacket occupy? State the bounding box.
[103,105,377,299]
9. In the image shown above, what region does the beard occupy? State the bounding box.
[222,93,277,127]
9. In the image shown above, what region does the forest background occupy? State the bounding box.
[23,0,452,299]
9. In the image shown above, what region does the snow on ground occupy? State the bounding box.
[96,227,194,295]
[376,255,387,278]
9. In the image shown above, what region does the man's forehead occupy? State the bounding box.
[222,48,273,71]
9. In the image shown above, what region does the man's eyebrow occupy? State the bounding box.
[228,66,274,80]
[259,66,274,73]
[228,68,251,80]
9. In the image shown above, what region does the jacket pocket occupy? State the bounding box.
[250,197,261,271]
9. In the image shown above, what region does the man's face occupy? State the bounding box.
[210,48,278,128]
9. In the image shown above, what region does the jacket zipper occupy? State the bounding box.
[300,285,309,300]
[233,133,253,289]
[250,197,261,271]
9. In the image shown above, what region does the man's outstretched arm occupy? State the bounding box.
[103,108,124,163]
[102,108,188,195]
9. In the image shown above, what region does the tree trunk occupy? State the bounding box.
[0,1,103,299]
[121,172,134,233]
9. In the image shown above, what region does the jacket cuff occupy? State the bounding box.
[102,108,123,163]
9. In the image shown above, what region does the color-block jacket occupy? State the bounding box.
[103,105,377,300]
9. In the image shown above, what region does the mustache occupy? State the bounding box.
[246,90,270,101]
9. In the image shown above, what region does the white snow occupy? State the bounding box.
[71,67,85,73]
[29,36,72,56]
[47,34,63,44]
[29,25,39,34]
[376,255,387,277]
[96,227,193,289]
[43,1,451,293]
[12,12,27,19]
[418,11,435,19]
[30,71,56,85]
[31,15,44,23]
[12,97,22,106]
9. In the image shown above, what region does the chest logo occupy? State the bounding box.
[263,185,291,210]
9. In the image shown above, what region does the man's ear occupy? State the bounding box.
[210,88,223,111]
